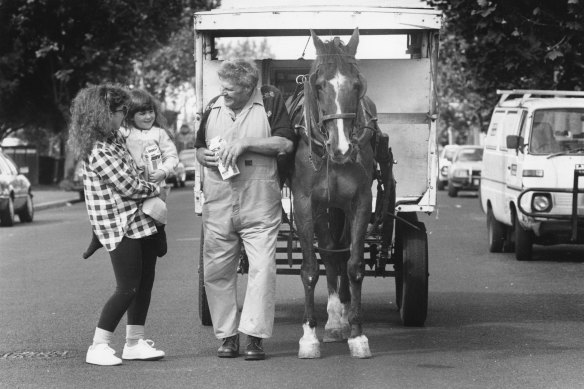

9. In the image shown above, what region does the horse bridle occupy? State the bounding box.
[298,56,374,171]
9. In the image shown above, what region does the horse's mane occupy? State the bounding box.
[311,38,356,76]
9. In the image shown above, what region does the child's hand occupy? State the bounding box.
[149,169,166,183]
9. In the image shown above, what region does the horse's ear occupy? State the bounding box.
[346,28,359,56]
[310,29,325,54]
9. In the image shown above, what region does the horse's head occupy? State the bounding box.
[309,28,367,164]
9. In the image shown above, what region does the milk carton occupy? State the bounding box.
[208,136,240,180]
[143,144,162,175]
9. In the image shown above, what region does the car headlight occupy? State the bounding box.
[532,193,552,212]
[453,169,469,178]
[440,166,449,175]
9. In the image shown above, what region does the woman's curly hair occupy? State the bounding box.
[68,84,130,160]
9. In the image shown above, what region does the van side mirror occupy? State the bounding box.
[506,135,524,151]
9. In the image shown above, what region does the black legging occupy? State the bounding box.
[97,236,158,332]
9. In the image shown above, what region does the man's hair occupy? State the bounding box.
[218,60,259,90]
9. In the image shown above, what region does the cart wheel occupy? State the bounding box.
[487,207,504,253]
[514,212,533,261]
[395,213,428,327]
[198,228,212,326]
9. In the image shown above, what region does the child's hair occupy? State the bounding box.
[68,84,130,160]
[127,89,169,131]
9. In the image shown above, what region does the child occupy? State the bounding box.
[82,89,179,259]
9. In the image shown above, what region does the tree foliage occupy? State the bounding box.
[431,0,584,144]
[216,38,275,60]
[0,0,217,142]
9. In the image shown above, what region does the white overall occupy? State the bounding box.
[202,89,282,339]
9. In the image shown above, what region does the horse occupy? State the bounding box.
[287,28,395,359]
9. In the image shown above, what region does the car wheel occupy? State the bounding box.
[514,213,533,261]
[487,207,504,253]
[17,193,34,223]
[0,197,15,227]
[437,180,445,191]
[447,183,458,197]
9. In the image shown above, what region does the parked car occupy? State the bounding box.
[0,148,34,226]
[178,149,199,181]
[447,145,483,197]
[166,162,186,188]
[480,89,584,261]
[437,144,459,190]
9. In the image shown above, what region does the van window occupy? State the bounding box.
[529,109,584,154]
[485,111,504,150]
[499,111,521,151]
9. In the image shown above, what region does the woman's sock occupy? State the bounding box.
[126,325,145,347]
[93,327,114,346]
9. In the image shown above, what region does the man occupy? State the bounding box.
[194,60,294,360]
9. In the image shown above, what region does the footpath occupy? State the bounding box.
[33,185,83,211]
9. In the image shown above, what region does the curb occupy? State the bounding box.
[35,199,84,212]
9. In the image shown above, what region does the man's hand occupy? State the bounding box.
[218,138,249,169]
[196,148,219,167]
[149,169,166,183]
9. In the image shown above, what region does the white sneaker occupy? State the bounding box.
[86,343,122,366]
[122,339,165,361]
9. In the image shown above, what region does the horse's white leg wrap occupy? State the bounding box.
[324,293,344,342]
[348,335,372,359]
[299,323,321,359]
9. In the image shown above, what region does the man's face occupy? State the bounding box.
[220,78,252,111]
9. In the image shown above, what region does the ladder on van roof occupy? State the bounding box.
[497,89,584,105]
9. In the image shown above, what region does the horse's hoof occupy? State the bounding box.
[323,328,345,343]
[348,335,372,359]
[298,340,321,359]
[299,323,321,359]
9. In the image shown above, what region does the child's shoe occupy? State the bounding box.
[85,343,122,366]
[83,233,103,259]
[122,339,165,361]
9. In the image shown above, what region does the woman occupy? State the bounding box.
[68,84,165,366]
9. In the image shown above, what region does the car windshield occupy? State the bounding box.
[529,108,584,155]
[444,148,457,161]
[179,150,197,165]
[457,148,483,162]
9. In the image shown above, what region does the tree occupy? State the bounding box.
[0,0,217,142]
[216,38,275,60]
[431,0,584,145]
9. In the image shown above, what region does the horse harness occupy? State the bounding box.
[291,55,379,172]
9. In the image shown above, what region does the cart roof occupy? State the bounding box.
[194,2,441,36]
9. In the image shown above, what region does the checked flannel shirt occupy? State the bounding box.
[82,135,160,251]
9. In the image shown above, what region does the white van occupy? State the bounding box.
[480,90,584,260]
